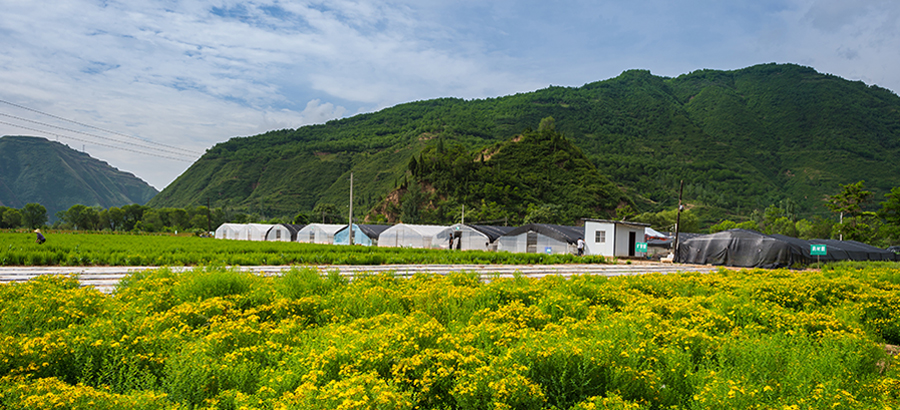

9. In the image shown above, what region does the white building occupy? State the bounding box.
[583,219,651,258]
[377,224,448,249]
[436,224,515,251]
[265,224,305,242]
[496,224,583,255]
[214,223,244,240]
[296,224,345,244]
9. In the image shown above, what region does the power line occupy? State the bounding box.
[0,98,204,156]
[0,120,196,162]
[0,111,197,158]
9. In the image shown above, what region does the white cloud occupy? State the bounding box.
[2,0,900,191]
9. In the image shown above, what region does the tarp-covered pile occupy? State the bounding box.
[677,229,898,268]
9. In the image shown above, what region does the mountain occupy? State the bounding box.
[0,136,159,218]
[149,63,900,224]
[373,118,633,225]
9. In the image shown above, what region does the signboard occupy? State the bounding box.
[810,244,827,256]
[545,247,553,255]
[635,242,648,253]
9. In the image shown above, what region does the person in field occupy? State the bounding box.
[34,229,46,244]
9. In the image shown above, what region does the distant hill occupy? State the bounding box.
[0,136,159,218]
[149,63,900,224]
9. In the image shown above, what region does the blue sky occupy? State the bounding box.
[1,0,898,190]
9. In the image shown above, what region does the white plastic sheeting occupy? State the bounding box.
[496,224,583,255]
[377,224,448,249]
[215,223,244,240]
[214,223,275,241]
[434,224,513,251]
[296,224,345,244]
[265,224,304,242]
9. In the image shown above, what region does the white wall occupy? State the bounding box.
[584,220,647,257]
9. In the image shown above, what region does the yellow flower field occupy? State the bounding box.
[1,263,898,409]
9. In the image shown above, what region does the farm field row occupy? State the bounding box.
[1,262,898,409]
[0,231,604,266]
[0,263,722,293]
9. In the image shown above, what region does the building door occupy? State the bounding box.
[628,231,636,257]
[526,232,537,253]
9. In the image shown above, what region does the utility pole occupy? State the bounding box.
[348,172,354,245]
[206,198,211,235]
[673,180,684,263]
[461,204,465,225]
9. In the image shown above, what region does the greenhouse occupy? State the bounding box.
[377,224,448,249]
[435,224,514,251]
[496,224,583,255]
[214,223,244,240]
[334,224,390,246]
[244,224,276,241]
[296,224,345,244]
[265,224,305,242]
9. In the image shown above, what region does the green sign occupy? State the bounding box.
[810,244,827,256]
[635,242,648,253]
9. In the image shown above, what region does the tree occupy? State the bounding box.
[523,203,563,224]
[2,208,22,228]
[826,181,876,241]
[312,203,344,224]
[399,183,423,224]
[879,187,900,227]
[825,181,873,218]
[21,203,47,229]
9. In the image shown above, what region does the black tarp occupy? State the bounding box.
[503,224,584,244]
[678,229,899,268]
[677,229,806,268]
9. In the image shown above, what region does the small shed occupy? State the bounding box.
[583,219,651,258]
[377,224,448,249]
[214,223,245,240]
[435,224,514,251]
[496,224,583,254]
[334,224,390,246]
[265,224,305,242]
[296,224,345,244]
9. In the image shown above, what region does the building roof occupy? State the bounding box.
[583,218,651,228]
[503,224,584,244]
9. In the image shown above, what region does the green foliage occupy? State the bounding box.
[0,136,158,220]
[2,265,900,408]
[143,64,900,231]
[391,118,631,225]
[0,232,605,267]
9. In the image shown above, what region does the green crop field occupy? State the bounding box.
[0,231,605,266]
[1,263,898,409]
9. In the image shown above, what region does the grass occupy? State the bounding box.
[0,231,607,266]
[0,263,898,409]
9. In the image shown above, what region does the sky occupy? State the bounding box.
[1,0,898,190]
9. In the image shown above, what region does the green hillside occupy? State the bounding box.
[374,118,632,225]
[149,63,900,224]
[0,136,158,218]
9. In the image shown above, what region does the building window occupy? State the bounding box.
[595,230,606,243]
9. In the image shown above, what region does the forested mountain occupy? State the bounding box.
[373,118,632,225]
[149,63,900,224]
[0,136,158,219]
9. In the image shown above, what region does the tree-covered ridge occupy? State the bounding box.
[0,136,158,220]
[149,63,900,226]
[378,118,631,225]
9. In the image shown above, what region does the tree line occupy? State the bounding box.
[707,181,900,247]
